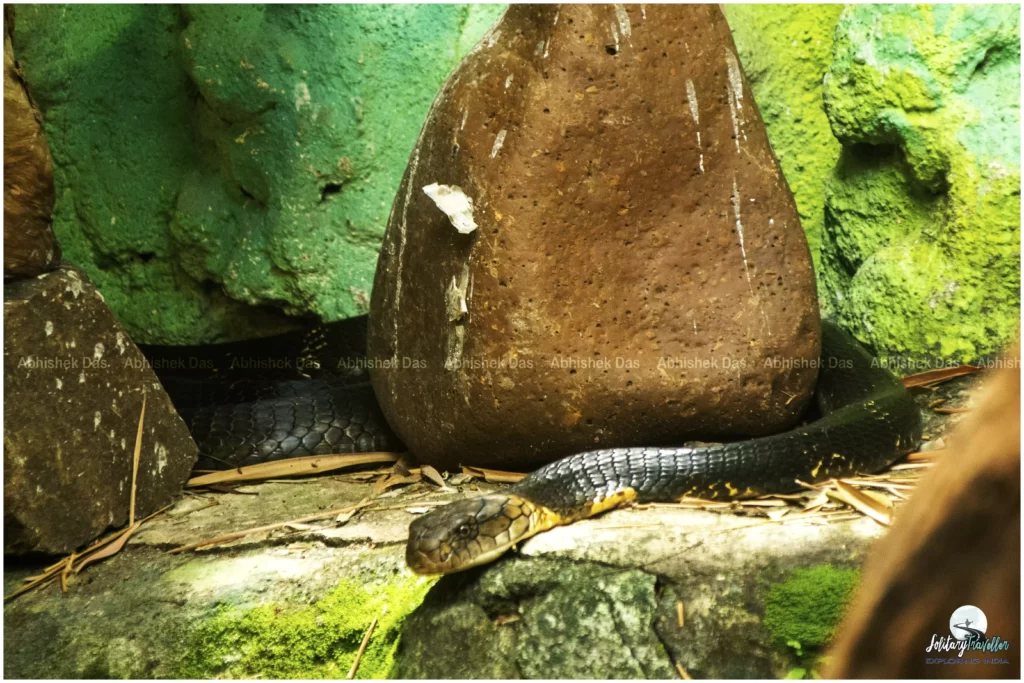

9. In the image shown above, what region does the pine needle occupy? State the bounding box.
[129,392,146,526]
[347,615,379,679]
[187,452,401,487]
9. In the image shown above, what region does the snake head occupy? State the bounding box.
[406,493,543,575]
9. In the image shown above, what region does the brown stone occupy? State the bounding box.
[3,24,59,280]
[369,5,820,471]
[4,265,197,555]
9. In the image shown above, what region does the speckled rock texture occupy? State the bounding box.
[820,5,1020,363]
[3,24,59,280]
[9,4,506,344]
[3,476,431,678]
[396,507,888,679]
[369,4,820,472]
[3,474,891,679]
[724,5,844,274]
[4,265,196,555]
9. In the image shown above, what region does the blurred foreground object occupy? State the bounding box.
[3,19,60,280]
[827,341,1021,678]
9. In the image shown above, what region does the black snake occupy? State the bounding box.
[143,317,922,575]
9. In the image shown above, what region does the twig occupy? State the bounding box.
[130,392,146,526]
[167,501,373,554]
[347,615,378,679]
[187,452,400,487]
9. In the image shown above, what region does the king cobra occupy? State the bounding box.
[144,318,921,576]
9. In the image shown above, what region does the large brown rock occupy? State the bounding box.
[3,21,59,280]
[4,265,197,555]
[369,5,819,471]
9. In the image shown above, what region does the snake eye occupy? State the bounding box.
[455,523,472,538]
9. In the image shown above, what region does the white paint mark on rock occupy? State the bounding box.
[44,320,53,336]
[93,342,105,362]
[294,82,311,111]
[115,331,126,355]
[446,263,471,323]
[155,444,168,475]
[422,183,478,235]
[725,50,747,150]
[641,4,647,20]
[730,176,753,293]
[55,378,62,390]
[685,79,704,173]
[505,74,514,89]
[685,79,700,125]
[490,129,507,159]
[79,371,86,384]
[460,109,468,131]
[65,270,83,298]
[610,23,620,54]
[614,5,632,41]
[93,411,102,430]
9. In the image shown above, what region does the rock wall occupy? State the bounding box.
[10,5,1018,360]
[729,5,1020,364]
[724,5,845,271]
[821,5,1020,363]
[10,4,506,344]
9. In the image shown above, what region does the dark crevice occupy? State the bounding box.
[320,182,344,202]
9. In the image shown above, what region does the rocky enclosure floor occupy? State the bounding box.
[3,373,981,679]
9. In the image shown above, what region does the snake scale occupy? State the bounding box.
[143,317,921,575]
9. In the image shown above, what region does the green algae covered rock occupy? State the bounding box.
[180,574,435,679]
[763,564,860,651]
[724,5,845,268]
[820,5,1020,363]
[11,4,505,344]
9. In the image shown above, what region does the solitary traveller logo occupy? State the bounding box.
[925,605,1011,665]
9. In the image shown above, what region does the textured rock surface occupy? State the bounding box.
[820,5,1020,363]
[4,265,196,555]
[396,507,887,679]
[724,5,844,273]
[2,481,431,678]
[3,24,59,279]
[10,4,506,344]
[4,475,885,680]
[1,382,977,678]
[369,4,820,471]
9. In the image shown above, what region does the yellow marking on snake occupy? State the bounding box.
[725,482,739,496]
[586,487,638,517]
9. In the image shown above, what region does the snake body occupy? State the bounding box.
[405,321,921,574]
[145,318,921,575]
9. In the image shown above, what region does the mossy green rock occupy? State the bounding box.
[724,5,845,269]
[11,4,505,344]
[763,564,860,651]
[821,5,1020,363]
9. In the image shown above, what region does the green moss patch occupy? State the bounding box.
[178,573,436,679]
[763,564,860,652]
